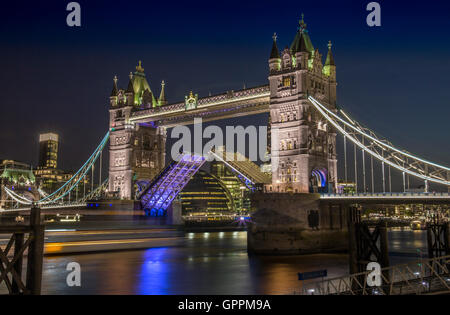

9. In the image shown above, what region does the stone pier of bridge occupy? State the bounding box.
[247,193,349,255]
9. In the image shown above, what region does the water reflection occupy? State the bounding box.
[137,248,170,295]
[41,230,427,295]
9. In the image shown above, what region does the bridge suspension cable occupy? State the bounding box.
[4,132,110,206]
[39,132,110,205]
[75,178,109,204]
[308,96,450,188]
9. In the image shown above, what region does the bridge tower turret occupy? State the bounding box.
[108,61,167,200]
[268,16,338,194]
[269,33,281,72]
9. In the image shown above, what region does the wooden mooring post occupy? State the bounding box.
[427,222,450,259]
[347,206,390,293]
[0,205,44,295]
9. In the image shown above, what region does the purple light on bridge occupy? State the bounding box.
[140,153,206,215]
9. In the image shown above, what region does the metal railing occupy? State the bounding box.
[0,207,44,295]
[321,192,450,199]
[299,255,450,295]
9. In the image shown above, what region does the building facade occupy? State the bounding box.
[0,160,37,209]
[267,17,338,194]
[211,161,251,214]
[34,132,86,194]
[180,170,234,218]
[38,133,59,169]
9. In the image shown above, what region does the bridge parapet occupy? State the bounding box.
[320,192,450,205]
[197,85,269,106]
[131,102,185,119]
[130,85,270,121]
[322,192,450,198]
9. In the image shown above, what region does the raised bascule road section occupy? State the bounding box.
[139,153,206,216]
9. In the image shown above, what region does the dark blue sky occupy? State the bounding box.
[1,0,450,177]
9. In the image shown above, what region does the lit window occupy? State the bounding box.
[283,77,291,87]
[288,141,293,150]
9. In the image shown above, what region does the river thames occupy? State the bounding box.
[40,228,427,295]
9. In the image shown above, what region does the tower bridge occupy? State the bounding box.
[3,16,450,256]
[108,16,339,200]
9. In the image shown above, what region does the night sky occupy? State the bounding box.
[1,0,450,186]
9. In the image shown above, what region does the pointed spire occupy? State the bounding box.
[159,80,167,106]
[136,60,145,73]
[323,40,336,77]
[270,32,280,59]
[126,72,134,93]
[299,35,309,53]
[110,75,118,96]
[291,33,309,54]
[290,15,313,54]
[299,13,307,33]
[324,40,335,66]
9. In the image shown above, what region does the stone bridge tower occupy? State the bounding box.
[108,62,166,200]
[268,17,338,194]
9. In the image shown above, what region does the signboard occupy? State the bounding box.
[298,270,327,281]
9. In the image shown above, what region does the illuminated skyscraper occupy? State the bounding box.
[35,132,83,193]
[38,133,59,169]
[180,170,234,218]
[210,161,251,214]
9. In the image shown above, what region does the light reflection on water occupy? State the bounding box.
[41,230,427,295]
[137,248,170,295]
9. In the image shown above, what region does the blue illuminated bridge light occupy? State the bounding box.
[139,153,206,216]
